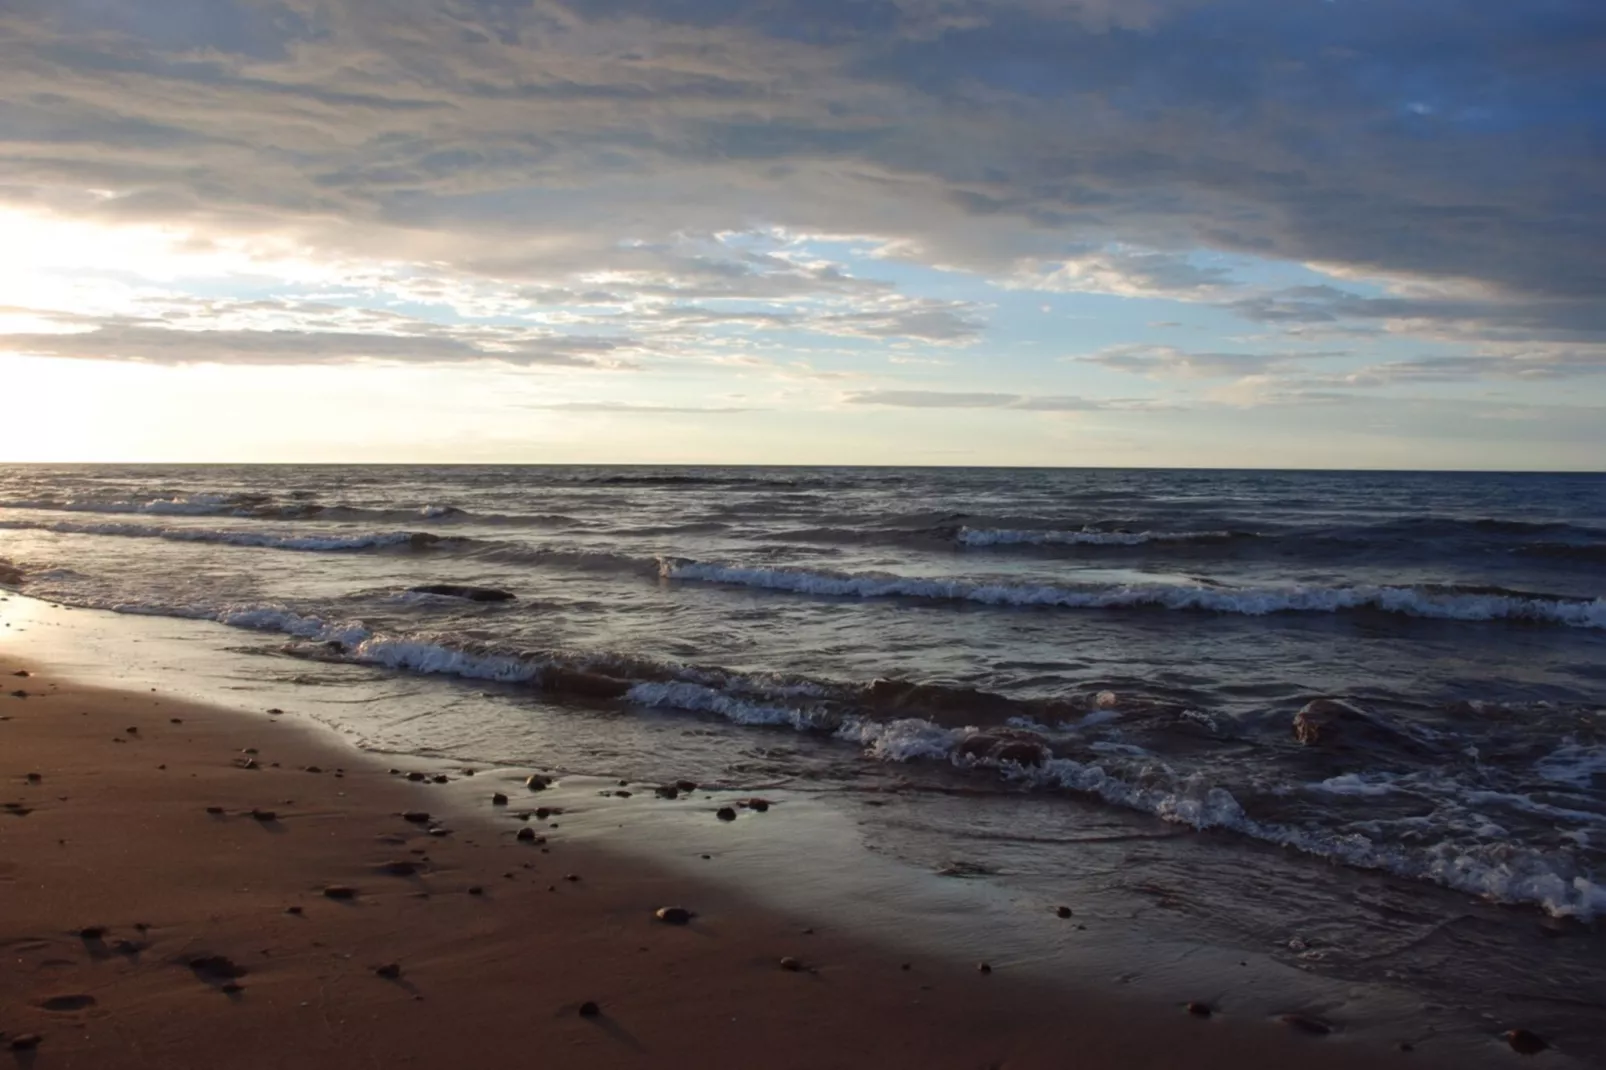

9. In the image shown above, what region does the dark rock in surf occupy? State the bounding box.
[1279,1013,1331,1036]
[405,771,426,782]
[715,807,737,822]
[377,860,421,877]
[654,907,693,925]
[409,584,516,603]
[516,827,538,842]
[525,774,550,791]
[491,793,509,806]
[1293,699,1360,746]
[743,798,770,812]
[1505,1029,1548,1055]
[1055,906,1073,919]
[956,730,1050,768]
[538,666,632,700]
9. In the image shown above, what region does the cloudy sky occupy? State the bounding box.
[1,0,1602,467]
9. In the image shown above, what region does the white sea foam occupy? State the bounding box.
[1536,742,1606,789]
[956,526,1238,547]
[0,518,437,552]
[658,558,1606,629]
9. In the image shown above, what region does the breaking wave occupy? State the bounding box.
[658,558,1606,629]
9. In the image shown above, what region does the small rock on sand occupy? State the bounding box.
[322,885,357,900]
[715,807,737,821]
[1055,906,1073,918]
[285,906,303,915]
[1186,1002,1212,1018]
[406,772,426,782]
[401,811,431,823]
[1505,1029,1548,1055]
[468,886,484,896]
[578,1000,601,1018]
[745,798,770,812]
[491,793,508,805]
[525,774,550,791]
[779,957,803,972]
[977,963,992,974]
[205,806,225,815]
[377,860,420,877]
[374,963,402,979]
[189,955,246,980]
[675,779,698,792]
[654,907,693,925]
[26,772,42,783]
[78,926,108,941]
[432,774,449,784]
[9,1034,42,1051]
[250,809,277,822]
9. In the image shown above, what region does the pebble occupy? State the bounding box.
[78,926,108,941]
[977,963,992,974]
[250,809,277,822]
[125,726,138,735]
[578,1000,601,1018]
[526,774,550,791]
[401,811,431,824]
[205,805,226,815]
[322,885,358,900]
[1186,1002,1213,1018]
[779,956,803,972]
[745,798,770,812]
[535,807,553,819]
[1056,906,1073,919]
[25,772,42,783]
[715,807,737,821]
[516,827,537,842]
[285,906,304,916]
[654,906,693,925]
[491,793,509,806]
[305,766,322,774]
[266,708,284,715]
[655,786,679,799]
[468,886,484,896]
[406,772,425,782]
[220,982,245,995]
[675,779,698,792]
[9,1034,42,1051]
[432,775,449,784]
[237,758,259,770]
[189,955,246,980]
[374,963,402,979]
[378,860,421,877]
[1505,1029,1548,1055]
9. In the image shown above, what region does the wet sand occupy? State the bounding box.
[2,664,1438,1069]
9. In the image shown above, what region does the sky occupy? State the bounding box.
[0,0,1603,468]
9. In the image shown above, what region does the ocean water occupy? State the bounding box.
[3,464,1605,1049]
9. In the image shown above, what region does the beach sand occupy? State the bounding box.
[0,664,1432,1069]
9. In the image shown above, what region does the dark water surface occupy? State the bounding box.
[3,465,1604,1056]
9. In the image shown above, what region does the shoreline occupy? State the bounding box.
[2,590,1594,1066]
[0,661,1446,1068]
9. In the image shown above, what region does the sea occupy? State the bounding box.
[2,465,1603,1056]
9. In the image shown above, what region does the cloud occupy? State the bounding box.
[0,0,1599,311]
[1078,343,1330,379]
[1004,247,1238,299]
[0,320,637,368]
[842,389,1115,410]
[526,401,756,413]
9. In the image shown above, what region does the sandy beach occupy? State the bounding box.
[0,659,1449,1069]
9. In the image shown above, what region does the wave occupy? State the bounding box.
[9,582,1602,918]
[0,495,582,529]
[0,518,452,553]
[956,526,1248,548]
[657,558,1606,628]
